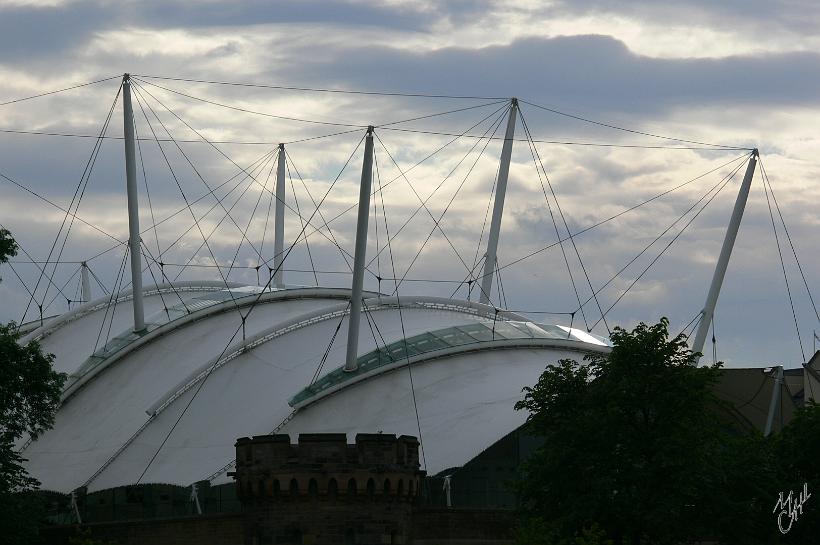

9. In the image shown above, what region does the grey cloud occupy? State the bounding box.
[281,35,820,123]
[132,0,437,30]
[547,0,820,36]
[0,2,109,62]
[0,2,817,368]
[0,0,436,62]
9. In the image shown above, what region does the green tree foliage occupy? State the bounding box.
[0,323,66,491]
[0,229,66,543]
[773,401,820,543]
[0,228,17,270]
[514,318,778,545]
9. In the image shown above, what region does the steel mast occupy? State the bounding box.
[479,98,518,305]
[80,261,91,303]
[122,74,145,333]
[344,127,375,372]
[691,150,758,363]
[273,143,286,289]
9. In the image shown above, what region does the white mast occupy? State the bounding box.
[273,143,286,289]
[764,365,784,436]
[80,261,91,303]
[691,150,757,363]
[122,74,145,332]
[479,98,518,305]
[344,127,374,372]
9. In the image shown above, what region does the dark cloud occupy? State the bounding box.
[0,1,817,368]
[0,2,105,61]
[282,35,820,122]
[133,0,437,30]
[0,0,436,62]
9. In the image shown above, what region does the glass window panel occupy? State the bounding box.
[536,324,572,339]
[433,327,474,347]
[505,321,537,337]
[166,308,188,321]
[378,348,396,365]
[400,341,423,357]
[516,322,554,339]
[293,319,609,407]
[487,321,524,340]
[456,324,495,341]
[412,334,449,353]
[208,291,236,302]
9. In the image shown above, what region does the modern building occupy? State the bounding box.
[18,281,610,495]
[16,78,818,534]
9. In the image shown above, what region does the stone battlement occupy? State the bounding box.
[233,433,423,503]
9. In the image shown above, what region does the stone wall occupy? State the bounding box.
[234,433,424,545]
[39,509,513,545]
[38,433,515,545]
[39,512,244,545]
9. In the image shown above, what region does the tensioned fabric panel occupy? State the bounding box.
[290,321,608,407]
[24,296,342,492]
[276,348,586,478]
[86,308,509,490]
[35,289,220,375]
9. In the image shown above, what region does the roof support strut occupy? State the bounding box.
[345,126,375,372]
[764,365,784,436]
[80,261,91,303]
[122,74,145,333]
[691,150,757,363]
[479,98,518,305]
[273,143,286,289]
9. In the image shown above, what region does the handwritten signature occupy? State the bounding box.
[773,483,811,534]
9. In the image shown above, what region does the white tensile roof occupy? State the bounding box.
[21,283,610,493]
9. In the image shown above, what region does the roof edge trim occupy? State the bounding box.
[21,281,245,343]
[145,296,530,418]
[290,338,610,410]
[59,287,379,404]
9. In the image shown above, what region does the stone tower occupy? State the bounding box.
[233,433,424,545]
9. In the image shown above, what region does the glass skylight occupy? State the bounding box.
[289,320,610,407]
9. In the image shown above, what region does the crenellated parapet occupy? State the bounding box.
[233,433,424,544]
[233,433,423,503]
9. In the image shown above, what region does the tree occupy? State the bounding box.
[0,322,65,490]
[0,228,17,267]
[0,229,66,543]
[773,401,820,543]
[514,318,777,545]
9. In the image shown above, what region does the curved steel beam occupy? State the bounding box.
[290,335,610,410]
[60,287,380,403]
[21,281,244,343]
[145,295,530,417]
[75,296,533,490]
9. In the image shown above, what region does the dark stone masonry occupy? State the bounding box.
[232,433,424,544]
[38,433,514,545]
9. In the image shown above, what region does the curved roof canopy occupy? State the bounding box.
[21,283,609,493]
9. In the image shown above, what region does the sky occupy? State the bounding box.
[0,0,818,368]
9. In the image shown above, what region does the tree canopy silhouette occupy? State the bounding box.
[0,229,66,543]
[514,318,777,545]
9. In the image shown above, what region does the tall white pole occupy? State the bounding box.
[273,143,286,289]
[344,127,374,372]
[122,74,145,332]
[80,261,91,303]
[691,150,757,363]
[479,98,518,305]
[764,365,783,436]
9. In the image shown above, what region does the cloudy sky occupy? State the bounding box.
[0,0,818,368]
